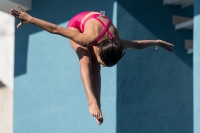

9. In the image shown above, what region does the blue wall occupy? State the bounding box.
[194,0,200,133]
[14,0,194,133]
[116,1,193,133]
[14,0,117,133]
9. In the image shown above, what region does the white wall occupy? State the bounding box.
[0,0,32,13]
[0,86,13,133]
[0,11,14,90]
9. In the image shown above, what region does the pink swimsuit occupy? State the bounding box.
[67,11,114,46]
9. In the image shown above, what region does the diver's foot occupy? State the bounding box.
[88,102,103,125]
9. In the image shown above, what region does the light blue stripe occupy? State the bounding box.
[194,14,200,133]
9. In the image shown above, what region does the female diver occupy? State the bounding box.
[10,6,174,125]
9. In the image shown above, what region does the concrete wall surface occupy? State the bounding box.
[0,11,14,90]
[0,10,14,133]
[0,87,13,133]
[0,0,32,13]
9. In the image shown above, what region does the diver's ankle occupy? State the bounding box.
[88,99,98,105]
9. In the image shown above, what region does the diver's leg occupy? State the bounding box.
[68,28,103,124]
[88,47,101,108]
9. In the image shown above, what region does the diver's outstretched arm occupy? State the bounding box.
[10,6,96,47]
[121,39,174,52]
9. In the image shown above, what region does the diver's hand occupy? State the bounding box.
[10,6,33,28]
[156,40,174,52]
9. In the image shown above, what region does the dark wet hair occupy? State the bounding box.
[98,38,125,67]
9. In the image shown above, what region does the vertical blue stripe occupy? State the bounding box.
[194,1,200,132]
